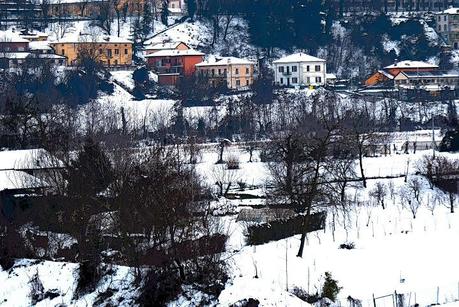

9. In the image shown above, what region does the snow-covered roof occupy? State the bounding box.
[0,170,44,192]
[52,34,132,44]
[29,41,52,51]
[397,70,459,78]
[0,149,61,171]
[196,56,255,67]
[48,0,105,3]
[145,41,188,51]
[145,49,204,58]
[440,7,459,14]
[273,53,325,64]
[326,73,337,80]
[384,61,438,69]
[0,52,65,60]
[378,69,395,79]
[0,30,29,43]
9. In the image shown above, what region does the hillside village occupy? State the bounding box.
[3,1,459,307]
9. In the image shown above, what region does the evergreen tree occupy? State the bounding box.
[141,2,154,39]
[161,0,169,26]
[185,0,197,20]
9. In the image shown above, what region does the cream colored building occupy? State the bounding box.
[50,35,133,67]
[195,56,256,90]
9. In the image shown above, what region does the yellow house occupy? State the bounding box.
[50,35,133,67]
[195,56,256,90]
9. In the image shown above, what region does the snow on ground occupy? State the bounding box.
[213,147,459,306]
[0,260,137,307]
[86,83,176,133]
[111,70,135,90]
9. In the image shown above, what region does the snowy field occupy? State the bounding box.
[2,143,459,306]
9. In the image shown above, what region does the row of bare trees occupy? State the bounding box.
[0,136,228,304]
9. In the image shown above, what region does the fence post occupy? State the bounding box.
[372,294,376,307]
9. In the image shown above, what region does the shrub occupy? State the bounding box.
[137,267,182,306]
[439,130,459,152]
[226,155,240,170]
[291,287,320,304]
[75,260,102,296]
[29,271,44,305]
[237,181,247,191]
[229,298,260,307]
[339,242,355,250]
[321,272,342,302]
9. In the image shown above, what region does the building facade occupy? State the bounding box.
[146,49,204,85]
[273,53,326,87]
[50,36,133,67]
[195,56,256,90]
[394,71,459,90]
[437,7,459,48]
[365,60,439,86]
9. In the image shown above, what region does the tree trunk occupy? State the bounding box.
[297,205,311,258]
[359,149,366,188]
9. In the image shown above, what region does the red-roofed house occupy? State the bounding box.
[145,49,205,86]
[365,60,439,86]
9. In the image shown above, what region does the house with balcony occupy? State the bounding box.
[195,56,256,90]
[437,7,459,49]
[365,60,439,86]
[273,53,326,87]
[145,49,205,86]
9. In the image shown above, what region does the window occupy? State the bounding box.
[246,67,249,74]
[292,66,297,72]
[224,68,227,75]
[212,68,215,76]
[280,77,284,84]
[235,68,239,74]
[279,66,284,73]
[99,49,103,54]
[444,15,447,21]
[236,79,241,86]
[124,49,128,54]
[316,76,322,83]
[115,49,119,55]
[315,65,321,72]
[292,77,298,83]
[61,49,65,55]
[218,68,221,75]
[306,65,310,72]
[444,24,448,31]
[246,80,249,86]
[114,60,118,65]
[306,77,310,84]
[107,49,112,57]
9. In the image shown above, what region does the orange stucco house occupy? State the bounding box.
[145,49,204,86]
